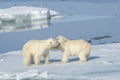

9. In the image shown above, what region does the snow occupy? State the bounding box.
[0,43,120,80]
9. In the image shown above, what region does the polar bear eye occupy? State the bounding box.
[50,42,52,44]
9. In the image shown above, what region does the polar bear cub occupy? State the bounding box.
[22,38,58,66]
[54,36,91,63]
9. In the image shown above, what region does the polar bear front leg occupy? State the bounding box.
[43,54,50,64]
[34,55,41,65]
[61,51,69,63]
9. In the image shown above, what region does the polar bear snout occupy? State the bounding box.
[48,38,59,48]
[54,41,60,48]
[53,42,60,48]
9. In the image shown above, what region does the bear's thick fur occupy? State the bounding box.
[22,38,58,66]
[53,36,91,63]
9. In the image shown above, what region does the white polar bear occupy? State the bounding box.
[53,36,91,63]
[22,38,58,66]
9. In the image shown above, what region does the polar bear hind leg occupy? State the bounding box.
[79,54,87,62]
[30,55,34,64]
[78,50,90,62]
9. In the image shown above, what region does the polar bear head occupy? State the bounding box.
[47,38,59,48]
[51,36,68,50]
[56,36,68,44]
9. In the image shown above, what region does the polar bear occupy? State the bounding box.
[53,36,91,63]
[22,38,59,66]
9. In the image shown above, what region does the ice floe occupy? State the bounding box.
[0,6,62,32]
[0,6,59,21]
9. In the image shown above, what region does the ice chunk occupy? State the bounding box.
[0,6,62,32]
[0,13,15,21]
[0,6,59,22]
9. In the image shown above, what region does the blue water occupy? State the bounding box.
[0,1,120,53]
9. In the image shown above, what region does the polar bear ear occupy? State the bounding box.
[63,37,68,42]
[56,36,63,40]
[49,37,53,39]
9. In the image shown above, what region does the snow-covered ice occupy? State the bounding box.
[0,43,120,80]
[0,6,59,21]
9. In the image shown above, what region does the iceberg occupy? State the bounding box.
[0,6,59,22]
[0,6,62,32]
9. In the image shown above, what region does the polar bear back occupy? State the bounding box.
[23,40,49,55]
[64,39,91,56]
